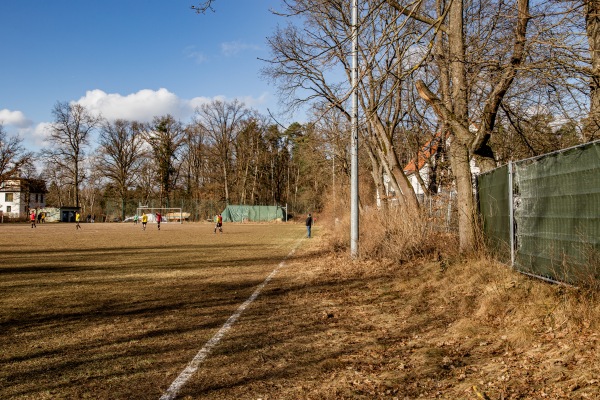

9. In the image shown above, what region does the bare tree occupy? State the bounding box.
[180,121,208,217]
[191,0,215,14]
[136,158,159,208]
[80,156,104,220]
[233,117,265,205]
[41,152,70,207]
[46,102,101,208]
[143,115,186,208]
[98,119,146,219]
[262,1,424,211]
[385,0,531,251]
[0,124,32,182]
[194,99,249,204]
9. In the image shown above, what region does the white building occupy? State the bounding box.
[0,178,47,220]
[377,131,481,207]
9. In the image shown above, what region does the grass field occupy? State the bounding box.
[4,221,600,399]
[1,221,313,399]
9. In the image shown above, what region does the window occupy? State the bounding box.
[35,194,38,202]
[41,194,44,203]
[6,206,11,213]
[5,193,13,202]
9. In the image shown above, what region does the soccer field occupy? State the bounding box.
[1,222,310,399]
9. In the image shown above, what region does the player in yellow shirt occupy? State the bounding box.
[142,213,148,230]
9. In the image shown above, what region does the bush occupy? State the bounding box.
[326,206,458,262]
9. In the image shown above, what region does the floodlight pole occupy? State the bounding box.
[350,0,359,258]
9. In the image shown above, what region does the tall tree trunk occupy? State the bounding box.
[222,162,229,204]
[250,161,258,205]
[368,119,418,210]
[75,155,80,208]
[449,139,477,252]
[417,0,529,252]
[448,0,477,252]
[364,136,386,207]
[584,0,600,141]
[240,150,251,204]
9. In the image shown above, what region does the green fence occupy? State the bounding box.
[478,140,600,284]
[477,164,511,263]
[221,205,287,222]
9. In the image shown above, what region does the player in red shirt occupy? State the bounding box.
[156,212,162,230]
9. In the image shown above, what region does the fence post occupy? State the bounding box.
[508,161,515,268]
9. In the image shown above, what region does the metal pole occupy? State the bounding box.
[350,0,359,258]
[508,161,515,267]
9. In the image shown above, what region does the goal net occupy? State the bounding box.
[136,207,187,224]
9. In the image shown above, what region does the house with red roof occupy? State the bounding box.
[377,130,480,207]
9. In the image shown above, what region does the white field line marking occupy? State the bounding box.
[159,241,302,400]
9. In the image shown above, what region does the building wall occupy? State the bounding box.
[0,179,46,219]
[1,191,19,218]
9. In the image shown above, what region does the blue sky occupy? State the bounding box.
[0,0,290,151]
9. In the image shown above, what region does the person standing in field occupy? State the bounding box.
[75,212,81,230]
[214,214,223,234]
[305,213,313,238]
[133,214,138,225]
[30,210,36,228]
[156,212,162,230]
[142,212,148,230]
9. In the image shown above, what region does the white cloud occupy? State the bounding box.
[74,89,271,123]
[221,41,262,57]
[239,92,270,109]
[74,88,215,122]
[0,109,32,128]
[9,122,53,150]
[31,123,53,146]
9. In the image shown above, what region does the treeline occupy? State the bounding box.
[36,100,335,221]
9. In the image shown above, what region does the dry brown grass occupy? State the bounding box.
[1,222,306,399]
[327,206,456,262]
[2,218,600,399]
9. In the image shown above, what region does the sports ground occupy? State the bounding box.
[1,222,316,399]
[5,221,600,399]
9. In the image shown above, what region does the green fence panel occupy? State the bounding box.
[220,205,286,222]
[478,164,511,263]
[514,141,600,283]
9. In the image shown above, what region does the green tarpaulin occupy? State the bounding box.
[478,140,600,284]
[514,142,600,282]
[220,205,287,222]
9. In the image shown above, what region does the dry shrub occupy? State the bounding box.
[325,206,455,262]
[569,245,600,293]
[533,245,600,330]
[360,207,455,262]
[360,207,431,261]
[327,214,351,254]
